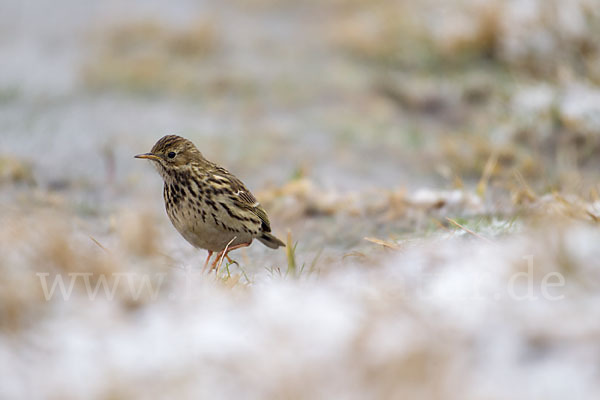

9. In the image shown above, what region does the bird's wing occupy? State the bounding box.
[211,168,272,232]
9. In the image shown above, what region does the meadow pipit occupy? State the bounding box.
[135,135,284,270]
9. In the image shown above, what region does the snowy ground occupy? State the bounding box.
[2,0,600,398]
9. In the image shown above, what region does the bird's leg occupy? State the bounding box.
[211,238,236,272]
[211,243,250,272]
[217,243,250,271]
[211,249,225,272]
[202,251,214,272]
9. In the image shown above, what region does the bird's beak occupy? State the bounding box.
[134,153,161,161]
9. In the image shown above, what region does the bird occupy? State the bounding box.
[135,135,284,271]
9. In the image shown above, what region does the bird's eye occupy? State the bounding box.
[168,152,176,159]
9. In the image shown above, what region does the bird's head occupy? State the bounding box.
[135,135,204,179]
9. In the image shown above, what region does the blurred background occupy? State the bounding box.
[2,0,600,398]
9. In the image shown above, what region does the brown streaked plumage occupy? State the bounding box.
[135,135,284,270]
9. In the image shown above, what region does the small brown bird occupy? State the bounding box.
[135,135,284,270]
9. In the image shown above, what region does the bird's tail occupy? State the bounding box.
[258,232,285,249]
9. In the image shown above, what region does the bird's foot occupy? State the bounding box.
[210,243,250,274]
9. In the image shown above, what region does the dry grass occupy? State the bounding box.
[82,19,218,94]
[0,156,35,185]
[329,0,600,81]
[258,178,486,225]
